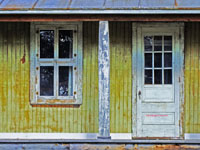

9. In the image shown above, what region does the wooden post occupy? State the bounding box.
[98,21,111,139]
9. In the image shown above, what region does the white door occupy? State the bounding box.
[132,23,184,138]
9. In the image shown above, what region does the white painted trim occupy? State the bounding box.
[0,133,97,140]
[110,133,132,140]
[0,10,200,15]
[132,24,137,138]
[0,133,131,140]
[185,134,200,140]
[30,22,83,105]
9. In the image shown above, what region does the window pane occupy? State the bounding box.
[154,53,162,68]
[59,30,73,58]
[59,66,73,96]
[164,36,172,51]
[145,70,152,84]
[164,53,172,67]
[40,30,54,58]
[144,36,153,51]
[154,70,162,84]
[164,69,172,84]
[145,53,152,68]
[154,36,162,51]
[40,66,54,96]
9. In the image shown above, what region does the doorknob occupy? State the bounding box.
[138,90,141,99]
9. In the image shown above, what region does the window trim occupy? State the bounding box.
[30,22,83,105]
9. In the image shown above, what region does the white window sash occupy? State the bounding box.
[30,22,82,105]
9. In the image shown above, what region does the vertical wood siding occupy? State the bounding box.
[184,22,200,133]
[0,22,133,133]
[0,22,99,133]
[110,22,132,133]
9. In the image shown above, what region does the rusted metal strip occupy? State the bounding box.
[1,139,200,144]
[98,21,111,139]
[0,14,200,22]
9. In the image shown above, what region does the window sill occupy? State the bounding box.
[30,98,82,106]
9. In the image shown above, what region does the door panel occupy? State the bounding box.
[132,24,183,138]
[143,87,173,102]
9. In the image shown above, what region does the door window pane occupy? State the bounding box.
[40,66,54,96]
[143,35,173,85]
[154,70,162,84]
[145,53,152,68]
[144,36,153,51]
[164,36,172,51]
[154,53,162,68]
[145,70,152,84]
[164,53,172,67]
[59,66,73,96]
[164,69,172,84]
[40,30,54,58]
[154,36,162,51]
[59,30,73,58]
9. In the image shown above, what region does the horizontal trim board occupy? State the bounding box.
[185,134,200,139]
[1,10,200,15]
[1,14,200,22]
[1,139,200,144]
[0,133,131,140]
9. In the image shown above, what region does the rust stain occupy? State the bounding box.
[20,54,26,64]
[32,104,80,108]
[32,0,39,9]
[35,77,38,84]
[25,110,30,123]
[37,99,76,104]
[174,0,178,7]
[137,145,200,150]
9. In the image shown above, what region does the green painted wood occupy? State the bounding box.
[0,21,132,134]
[110,22,132,133]
[0,22,99,133]
[185,22,200,133]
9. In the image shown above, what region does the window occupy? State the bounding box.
[144,35,173,85]
[30,22,83,105]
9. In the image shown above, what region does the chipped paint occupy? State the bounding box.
[0,144,197,150]
[20,53,25,64]
[98,21,111,139]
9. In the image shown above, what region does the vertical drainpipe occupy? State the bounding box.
[98,21,111,139]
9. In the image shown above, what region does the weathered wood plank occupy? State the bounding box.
[0,23,3,133]
[11,23,16,132]
[90,22,96,133]
[98,21,110,138]
[81,22,87,133]
[2,14,200,22]
[190,23,195,133]
[184,23,190,133]
[115,22,120,133]
[198,22,200,133]
[94,22,99,133]
[119,22,124,133]
[193,23,199,133]
[110,22,114,133]
[127,22,132,133]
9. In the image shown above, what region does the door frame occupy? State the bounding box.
[132,23,184,139]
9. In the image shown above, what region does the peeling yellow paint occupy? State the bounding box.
[110,22,132,133]
[184,22,200,133]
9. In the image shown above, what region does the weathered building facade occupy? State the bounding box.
[0,0,200,149]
